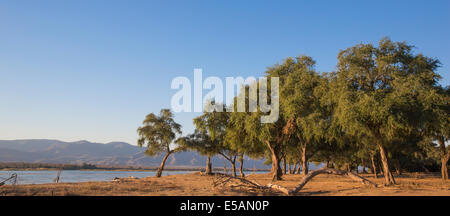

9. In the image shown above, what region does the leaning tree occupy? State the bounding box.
[137,109,182,177]
[243,59,292,181]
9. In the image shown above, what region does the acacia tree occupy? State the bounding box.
[193,102,240,176]
[245,110,286,181]
[424,85,450,180]
[281,56,329,175]
[333,38,441,185]
[226,85,268,177]
[176,129,216,174]
[137,109,182,177]
[243,59,294,181]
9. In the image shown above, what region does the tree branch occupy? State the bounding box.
[214,167,378,196]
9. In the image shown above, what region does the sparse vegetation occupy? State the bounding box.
[1,172,448,196]
[3,38,447,196]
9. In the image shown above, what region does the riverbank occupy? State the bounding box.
[0,162,269,172]
[1,172,449,196]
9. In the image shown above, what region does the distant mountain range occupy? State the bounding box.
[0,139,269,169]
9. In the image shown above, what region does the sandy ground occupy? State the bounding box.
[1,172,449,196]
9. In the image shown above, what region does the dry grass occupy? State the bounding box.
[1,172,449,196]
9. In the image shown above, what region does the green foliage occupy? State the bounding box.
[137,109,182,156]
[141,38,448,179]
[334,38,440,140]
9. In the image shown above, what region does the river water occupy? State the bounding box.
[0,170,269,185]
[0,170,189,185]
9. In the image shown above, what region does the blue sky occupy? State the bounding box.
[0,0,449,145]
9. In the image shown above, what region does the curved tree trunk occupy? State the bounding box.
[292,163,298,174]
[205,154,212,175]
[219,153,238,177]
[266,167,377,195]
[439,137,449,180]
[302,145,308,175]
[239,155,245,178]
[378,144,396,185]
[296,162,301,174]
[266,141,282,181]
[371,154,378,179]
[156,150,173,177]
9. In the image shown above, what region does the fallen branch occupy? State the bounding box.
[266,183,290,195]
[0,173,17,186]
[290,167,377,195]
[213,167,377,195]
[213,174,264,189]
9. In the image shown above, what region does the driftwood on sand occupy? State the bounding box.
[213,167,377,195]
[0,173,18,186]
[112,176,139,182]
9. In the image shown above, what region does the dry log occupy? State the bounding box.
[270,167,377,195]
[213,174,263,189]
[266,183,290,195]
[0,173,17,186]
[289,167,377,195]
[213,167,377,196]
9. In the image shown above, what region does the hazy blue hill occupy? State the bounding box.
[0,139,269,169]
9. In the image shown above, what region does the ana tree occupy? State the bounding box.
[226,85,267,177]
[334,38,441,185]
[176,129,216,174]
[193,103,239,176]
[281,55,329,175]
[243,58,295,181]
[137,109,182,177]
[423,85,449,180]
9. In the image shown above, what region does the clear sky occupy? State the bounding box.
[1,0,449,145]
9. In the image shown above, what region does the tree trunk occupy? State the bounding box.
[302,146,308,175]
[156,151,173,177]
[231,160,236,177]
[239,155,245,178]
[378,144,396,185]
[223,161,227,174]
[293,163,298,174]
[219,153,238,177]
[283,157,287,175]
[266,141,282,181]
[205,154,212,175]
[288,163,292,174]
[370,154,378,179]
[378,160,384,176]
[439,137,449,180]
[296,160,301,174]
[346,163,351,172]
[266,167,378,195]
[361,159,367,173]
[395,160,402,176]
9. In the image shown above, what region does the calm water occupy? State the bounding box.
[0,170,190,185]
[0,170,269,185]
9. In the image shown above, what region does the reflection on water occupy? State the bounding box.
[0,170,269,185]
